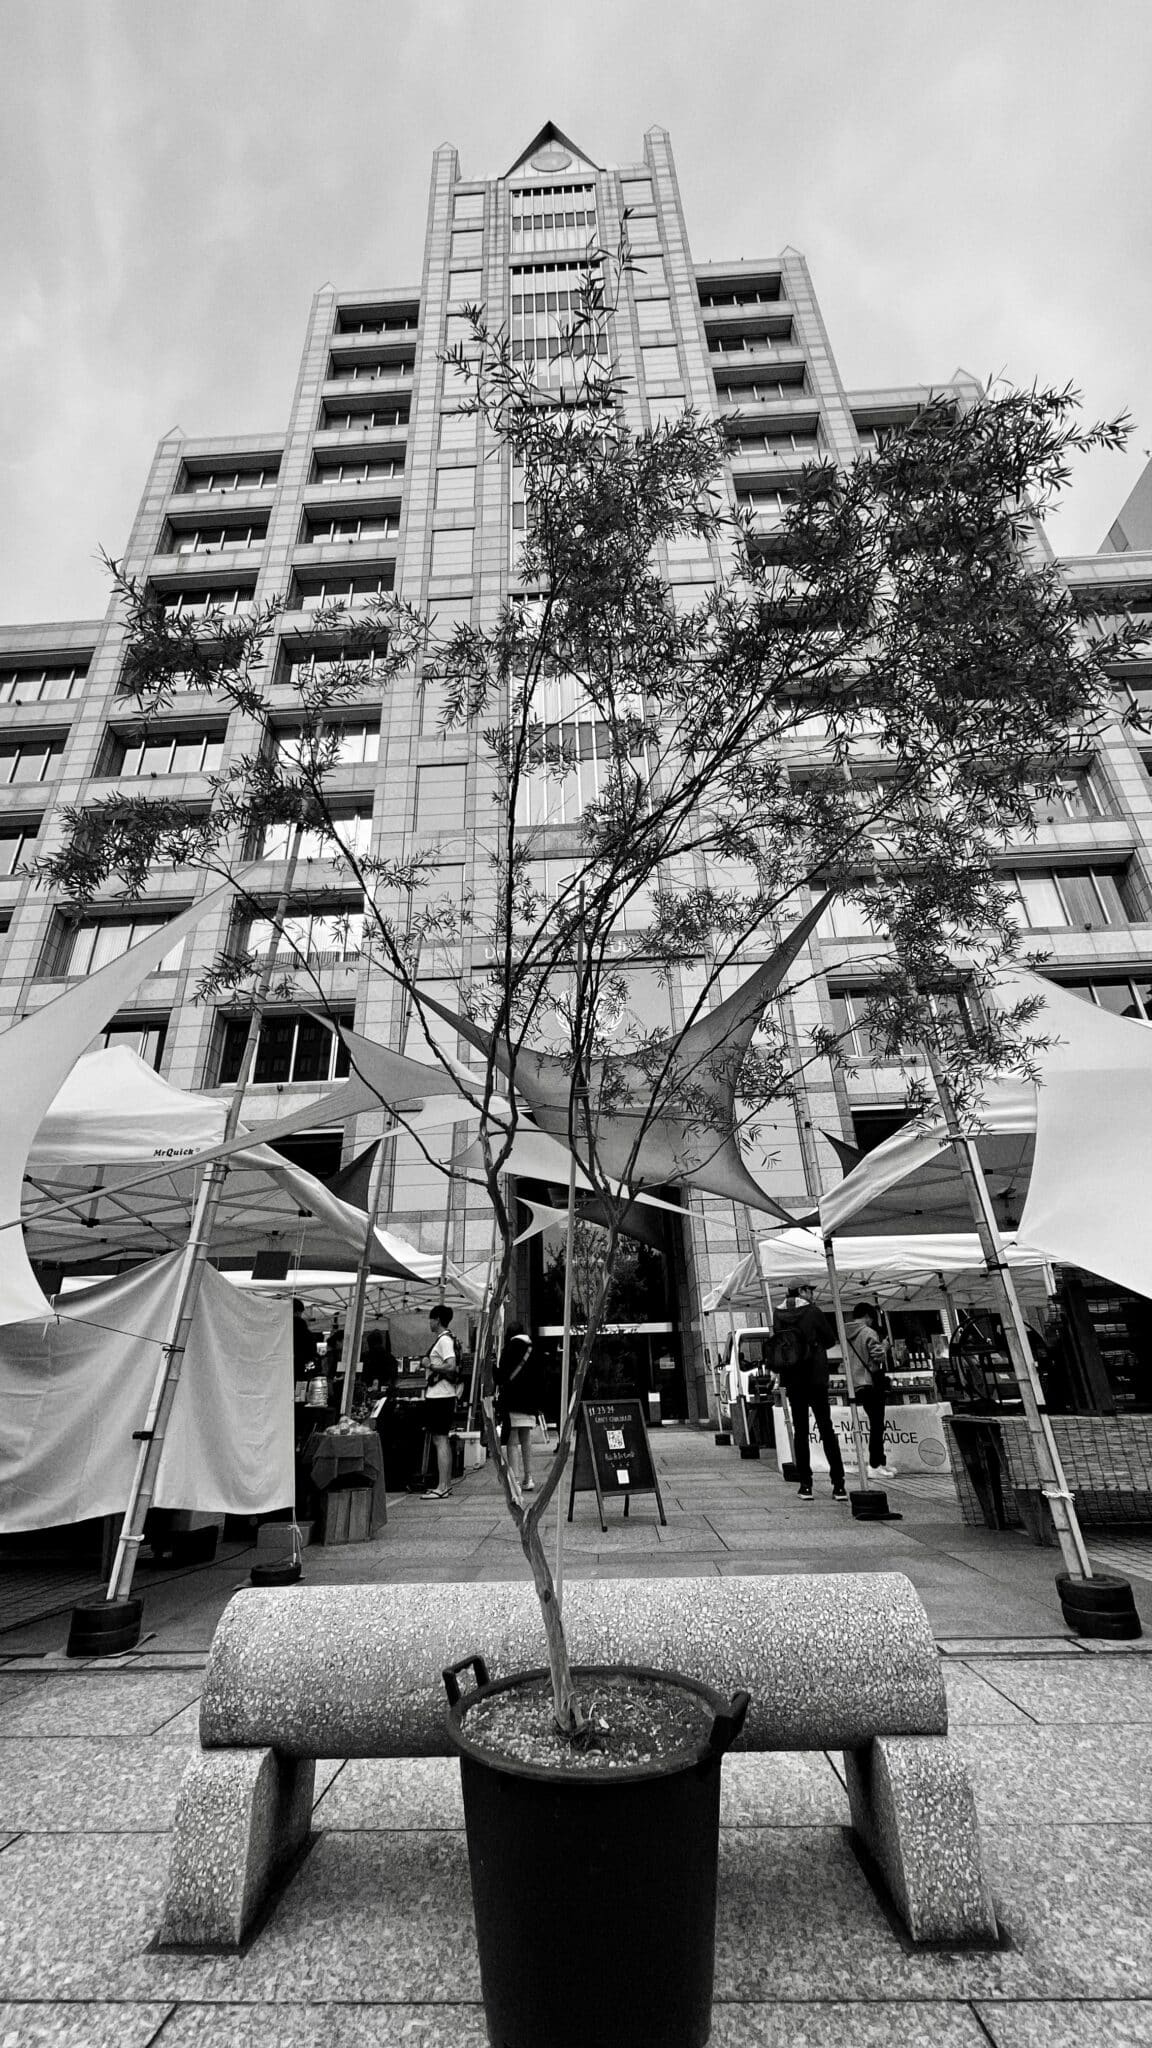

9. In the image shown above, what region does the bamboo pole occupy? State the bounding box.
[337,1140,388,1420]
[920,1034,1092,1581]
[106,829,306,1604]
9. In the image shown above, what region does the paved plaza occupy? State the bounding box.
[2,1426,1151,2045]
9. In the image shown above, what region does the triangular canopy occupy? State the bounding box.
[421,901,829,1220]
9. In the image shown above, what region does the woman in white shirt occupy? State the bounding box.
[422,1303,460,1500]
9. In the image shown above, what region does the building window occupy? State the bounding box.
[293,570,395,610]
[259,810,372,860]
[0,737,66,784]
[303,511,400,545]
[182,462,279,494]
[241,907,364,967]
[101,728,225,777]
[0,662,88,705]
[699,279,783,307]
[0,819,38,873]
[320,400,409,432]
[169,521,266,554]
[96,1017,168,1069]
[161,585,256,620]
[1005,865,1131,930]
[510,262,604,387]
[217,1010,352,1086]
[850,1107,910,1154]
[734,487,797,526]
[327,354,414,386]
[515,675,648,828]
[280,648,385,692]
[311,454,404,486]
[334,305,418,336]
[49,916,186,978]
[510,183,597,254]
[275,720,380,768]
[1059,977,1152,1022]
[1024,769,1104,821]
[828,987,889,1060]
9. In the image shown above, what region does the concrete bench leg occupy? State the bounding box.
[157,1746,315,1949]
[844,1735,997,1944]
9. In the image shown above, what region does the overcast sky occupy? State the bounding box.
[2,0,1149,626]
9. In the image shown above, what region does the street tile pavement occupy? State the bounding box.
[1,1426,1150,2043]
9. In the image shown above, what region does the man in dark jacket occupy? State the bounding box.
[772,1282,847,1502]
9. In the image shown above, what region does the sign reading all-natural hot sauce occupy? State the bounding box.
[568,1398,667,1530]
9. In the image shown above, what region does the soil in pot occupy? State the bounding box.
[446,1662,748,2048]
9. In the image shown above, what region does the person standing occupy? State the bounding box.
[421,1304,460,1501]
[495,1326,541,1493]
[847,1302,895,1476]
[292,1298,319,1377]
[771,1282,847,1502]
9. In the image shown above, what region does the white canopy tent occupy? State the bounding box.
[818,971,1152,1306]
[16,1047,452,1297]
[704,1227,1052,1316]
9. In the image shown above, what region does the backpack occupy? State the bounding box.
[769,1320,812,1378]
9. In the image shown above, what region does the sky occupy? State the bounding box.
[1,0,1150,626]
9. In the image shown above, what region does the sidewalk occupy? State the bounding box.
[2,1427,1150,2044]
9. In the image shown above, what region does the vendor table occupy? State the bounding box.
[303,1423,387,1541]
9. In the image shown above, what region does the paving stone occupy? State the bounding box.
[943,1665,1035,1725]
[0,1675,201,1739]
[709,2005,991,2045]
[0,1741,192,1832]
[974,2000,1152,2046]
[719,1753,849,1828]
[311,1757,463,1831]
[150,2007,489,2046]
[0,2001,174,2045]
[951,1724,1152,1824]
[963,1659,1152,1723]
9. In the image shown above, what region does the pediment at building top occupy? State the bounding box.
[505,122,601,181]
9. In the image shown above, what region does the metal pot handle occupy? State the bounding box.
[442,1653,491,1706]
[705,1688,751,1759]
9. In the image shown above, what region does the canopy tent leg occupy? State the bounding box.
[823,1238,871,1490]
[921,1035,1093,1582]
[750,1224,795,1464]
[105,831,307,1612]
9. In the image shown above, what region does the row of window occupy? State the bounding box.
[832,973,1152,1063]
[182,464,279,495]
[819,865,1133,942]
[320,402,409,433]
[0,662,88,705]
[326,357,414,385]
[334,307,419,336]
[699,280,783,307]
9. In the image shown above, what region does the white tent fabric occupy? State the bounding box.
[0,1254,293,1532]
[816,970,1152,1303]
[703,1228,1050,1314]
[17,1048,447,1294]
[0,883,239,1325]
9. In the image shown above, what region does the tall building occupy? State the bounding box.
[2,121,1150,1422]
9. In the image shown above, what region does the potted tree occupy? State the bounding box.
[41,241,1137,2043]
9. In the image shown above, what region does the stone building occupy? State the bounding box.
[1,121,1149,1422]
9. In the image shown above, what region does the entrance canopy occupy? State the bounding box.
[704,1227,1050,1315]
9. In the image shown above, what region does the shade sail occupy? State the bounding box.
[0,882,241,1325]
[704,1228,1051,1314]
[0,1256,293,1532]
[420,901,831,1220]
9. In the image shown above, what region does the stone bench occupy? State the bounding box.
[157,1572,996,1950]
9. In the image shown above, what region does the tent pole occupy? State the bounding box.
[749,1222,794,1464]
[920,1035,1092,1580]
[823,1238,870,1489]
[106,830,306,1606]
[337,1140,387,1421]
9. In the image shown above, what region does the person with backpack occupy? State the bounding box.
[771,1281,847,1502]
[846,1302,895,1476]
[421,1303,462,1501]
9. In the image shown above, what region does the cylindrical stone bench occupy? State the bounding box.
[158,1573,995,1950]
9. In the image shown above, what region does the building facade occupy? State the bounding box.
[2,123,1150,1420]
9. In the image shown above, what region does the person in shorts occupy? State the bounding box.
[421,1304,460,1500]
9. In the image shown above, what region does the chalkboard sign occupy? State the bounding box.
[568,1398,667,1531]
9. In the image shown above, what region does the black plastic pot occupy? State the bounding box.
[66,1595,143,1658]
[1057,1571,1142,1639]
[444,1656,750,2048]
[249,1559,303,1588]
